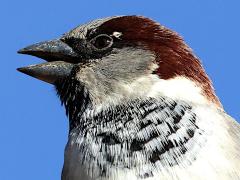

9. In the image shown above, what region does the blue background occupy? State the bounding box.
[1,0,239,179]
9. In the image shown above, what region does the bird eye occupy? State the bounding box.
[90,34,113,50]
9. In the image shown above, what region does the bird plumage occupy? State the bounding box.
[18,16,240,180]
[58,73,240,180]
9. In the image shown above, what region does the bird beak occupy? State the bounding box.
[17,39,78,84]
[17,61,74,84]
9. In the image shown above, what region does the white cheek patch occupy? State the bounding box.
[112,31,122,39]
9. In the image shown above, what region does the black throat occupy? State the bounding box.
[55,73,92,131]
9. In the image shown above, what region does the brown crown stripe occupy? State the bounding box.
[100,16,221,107]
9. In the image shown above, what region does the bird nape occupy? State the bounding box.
[17,16,240,180]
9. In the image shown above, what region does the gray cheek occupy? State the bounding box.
[94,47,156,82]
[74,47,156,102]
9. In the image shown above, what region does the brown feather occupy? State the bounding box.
[100,16,221,107]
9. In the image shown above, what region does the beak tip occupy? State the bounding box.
[17,48,29,54]
[17,67,23,72]
[17,67,28,74]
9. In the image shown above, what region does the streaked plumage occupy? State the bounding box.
[18,16,240,180]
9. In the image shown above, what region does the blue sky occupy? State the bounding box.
[1,0,240,179]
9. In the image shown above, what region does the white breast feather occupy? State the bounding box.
[62,76,240,180]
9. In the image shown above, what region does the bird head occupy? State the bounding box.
[18,16,221,109]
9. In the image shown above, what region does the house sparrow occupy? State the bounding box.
[18,16,240,180]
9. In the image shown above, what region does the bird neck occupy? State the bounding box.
[55,73,221,132]
[64,96,208,179]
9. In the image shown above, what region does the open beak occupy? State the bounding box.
[17,39,78,84]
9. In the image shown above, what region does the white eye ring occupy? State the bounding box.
[112,32,122,39]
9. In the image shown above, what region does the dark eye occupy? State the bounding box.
[90,34,113,50]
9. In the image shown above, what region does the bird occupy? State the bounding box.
[17,15,240,180]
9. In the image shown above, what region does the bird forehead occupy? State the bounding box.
[62,16,122,39]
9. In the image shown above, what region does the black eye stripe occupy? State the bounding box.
[60,32,124,60]
[61,37,81,48]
